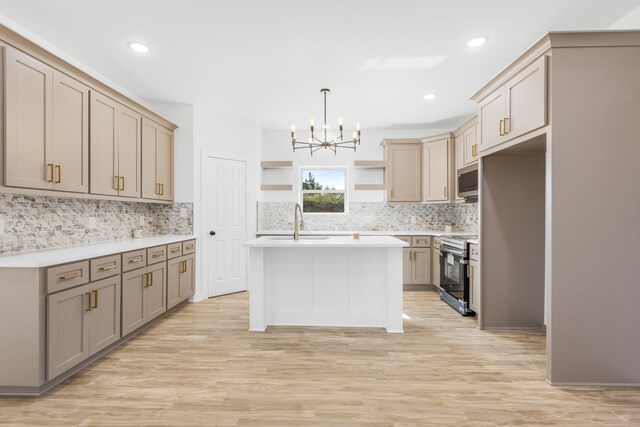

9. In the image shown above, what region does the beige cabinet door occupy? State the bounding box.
[463,124,478,166]
[156,125,174,201]
[47,284,90,380]
[52,71,89,193]
[5,46,54,190]
[432,248,441,288]
[387,144,421,202]
[402,248,412,285]
[89,91,119,196]
[146,262,167,322]
[141,117,158,199]
[117,106,142,198]
[179,255,195,300]
[505,55,547,141]
[122,268,147,336]
[478,86,506,152]
[88,276,121,355]
[469,259,480,313]
[411,248,431,285]
[454,136,465,203]
[167,257,182,309]
[423,139,450,203]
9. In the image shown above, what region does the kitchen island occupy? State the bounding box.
[244,235,408,333]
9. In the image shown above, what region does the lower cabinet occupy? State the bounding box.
[403,247,431,285]
[122,263,166,337]
[167,254,195,309]
[47,276,121,380]
[432,248,441,288]
[469,259,480,313]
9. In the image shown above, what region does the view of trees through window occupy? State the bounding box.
[301,169,346,213]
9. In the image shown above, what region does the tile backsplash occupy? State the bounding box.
[0,194,193,255]
[258,202,478,233]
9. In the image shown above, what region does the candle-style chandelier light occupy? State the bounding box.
[290,88,361,155]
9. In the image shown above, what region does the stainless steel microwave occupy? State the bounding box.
[458,163,478,201]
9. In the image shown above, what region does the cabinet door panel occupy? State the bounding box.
[89,276,121,355]
[454,136,465,202]
[432,249,441,288]
[167,258,182,309]
[141,118,158,199]
[122,268,146,336]
[411,248,431,285]
[478,86,506,152]
[52,71,89,193]
[469,260,480,314]
[463,124,478,166]
[146,263,167,322]
[47,285,90,380]
[424,139,449,202]
[402,248,412,285]
[117,106,142,198]
[506,55,547,140]
[180,255,195,300]
[157,125,174,201]
[387,144,421,201]
[5,47,53,190]
[89,92,118,196]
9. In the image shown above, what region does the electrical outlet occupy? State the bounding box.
[180,208,187,218]
[88,217,96,229]
[411,216,417,225]
[0,216,4,236]
[139,216,145,226]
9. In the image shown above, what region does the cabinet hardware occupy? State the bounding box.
[55,165,62,184]
[47,164,54,183]
[59,272,82,281]
[148,271,153,287]
[120,176,125,191]
[499,119,505,136]
[156,183,160,195]
[160,184,164,195]
[152,252,164,258]
[98,264,117,272]
[444,186,448,198]
[171,248,180,254]
[128,256,143,264]
[85,292,92,312]
[114,176,120,191]
[504,117,510,134]
[92,290,98,309]
[472,144,478,157]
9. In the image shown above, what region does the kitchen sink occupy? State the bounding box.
[267,236,330,240]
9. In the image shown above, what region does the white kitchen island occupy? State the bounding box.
[244,236,408,333]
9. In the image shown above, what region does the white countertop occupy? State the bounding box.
[244,235,409,248]
[0,235,196,268]
[256,230,475,237]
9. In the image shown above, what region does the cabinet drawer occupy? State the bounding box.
[433,237,441,249]
[147,245,167,265]
[122,249,147,272]
[395,236,412,245]
[90,255,121,281]
[167,242,182,259]
[411,236,431,248]
[182,240,195,255]
[470,244,479,261]
[47,261,89,294]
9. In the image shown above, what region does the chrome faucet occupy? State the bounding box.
[294,203,305,240]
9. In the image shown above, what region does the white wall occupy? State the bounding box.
[608,5,640,29]
[260,127,451,203]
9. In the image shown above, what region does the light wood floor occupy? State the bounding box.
[1,291,639,426]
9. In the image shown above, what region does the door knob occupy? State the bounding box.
[209,231,216,236]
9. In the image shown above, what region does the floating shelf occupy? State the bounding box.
[353,160,386,168]
[261,161,293,169]
[354,184,386,191]
[261,184,293,191]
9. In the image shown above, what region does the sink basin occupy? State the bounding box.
[268,236,330,241]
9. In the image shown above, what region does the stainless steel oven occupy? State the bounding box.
[439,236,476,316]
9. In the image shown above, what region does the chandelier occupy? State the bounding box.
[291,88,361,155]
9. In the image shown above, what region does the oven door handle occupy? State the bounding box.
[440,247,465,258]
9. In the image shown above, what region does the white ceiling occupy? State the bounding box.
[0,0,638,130]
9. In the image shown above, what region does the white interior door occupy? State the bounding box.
[206,157,247,297]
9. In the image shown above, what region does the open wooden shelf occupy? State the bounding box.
[353,160,386,168]
[261,184,293,191]
[261,161,293,169]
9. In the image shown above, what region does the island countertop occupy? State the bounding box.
[244,235,409,248]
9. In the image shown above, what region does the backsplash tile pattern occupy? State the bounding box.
[258,202,478,232]
[0,194,193,255]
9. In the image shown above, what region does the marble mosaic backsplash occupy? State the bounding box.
[0,194,193,256]
[258,202,478,233]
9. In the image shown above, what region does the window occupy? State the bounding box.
[300,167,347,213]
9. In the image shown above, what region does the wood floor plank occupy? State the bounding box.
[0,291,639,426]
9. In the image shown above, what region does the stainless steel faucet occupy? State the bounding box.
[294,203,305,240]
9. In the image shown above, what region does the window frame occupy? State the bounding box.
[299,166,349,214]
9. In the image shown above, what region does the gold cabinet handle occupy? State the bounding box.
[171,248,180,254]
[504,117,510,134]
[148,271,153,287]
[85,292,92,312]
[152,252,164,258]
[59,272,82,281]
[120,176,125,191]
[444,186,448,198]
[129,256,144,264]
[114,176,120,191]
[472,144,478,157]
[499,119,505,136]
[156,183,160,195]
[47,164,54,183]
[92,290,98,309]
[160,183,164,196]
[55,165,62,183]
[98,264,117,272]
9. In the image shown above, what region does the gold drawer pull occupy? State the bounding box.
[128,256,144,264]
[47,164,54,183]
[92,290,98,309]
[152,252,164,258]
[170,248,180,254]
[185,245,193,251]
[145,272,153,287]
[499,119,505,136]
[59,272,82,281]
[98,264,117,272]
[120,176,125,191]
[55,165,62,184]
[85,292,92,312]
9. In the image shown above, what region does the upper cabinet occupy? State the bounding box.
[142,118,174,201]
[89,92,142,198]
[4,46,89,193]
[0,30,177,203]
[478,55,547,153]
[453,116,478,202]
[422,133,454,203]
[381,139,422,202]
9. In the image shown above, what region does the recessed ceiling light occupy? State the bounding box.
[467,36,487,48]
[128,42,150,53]
[424,93,437,101]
